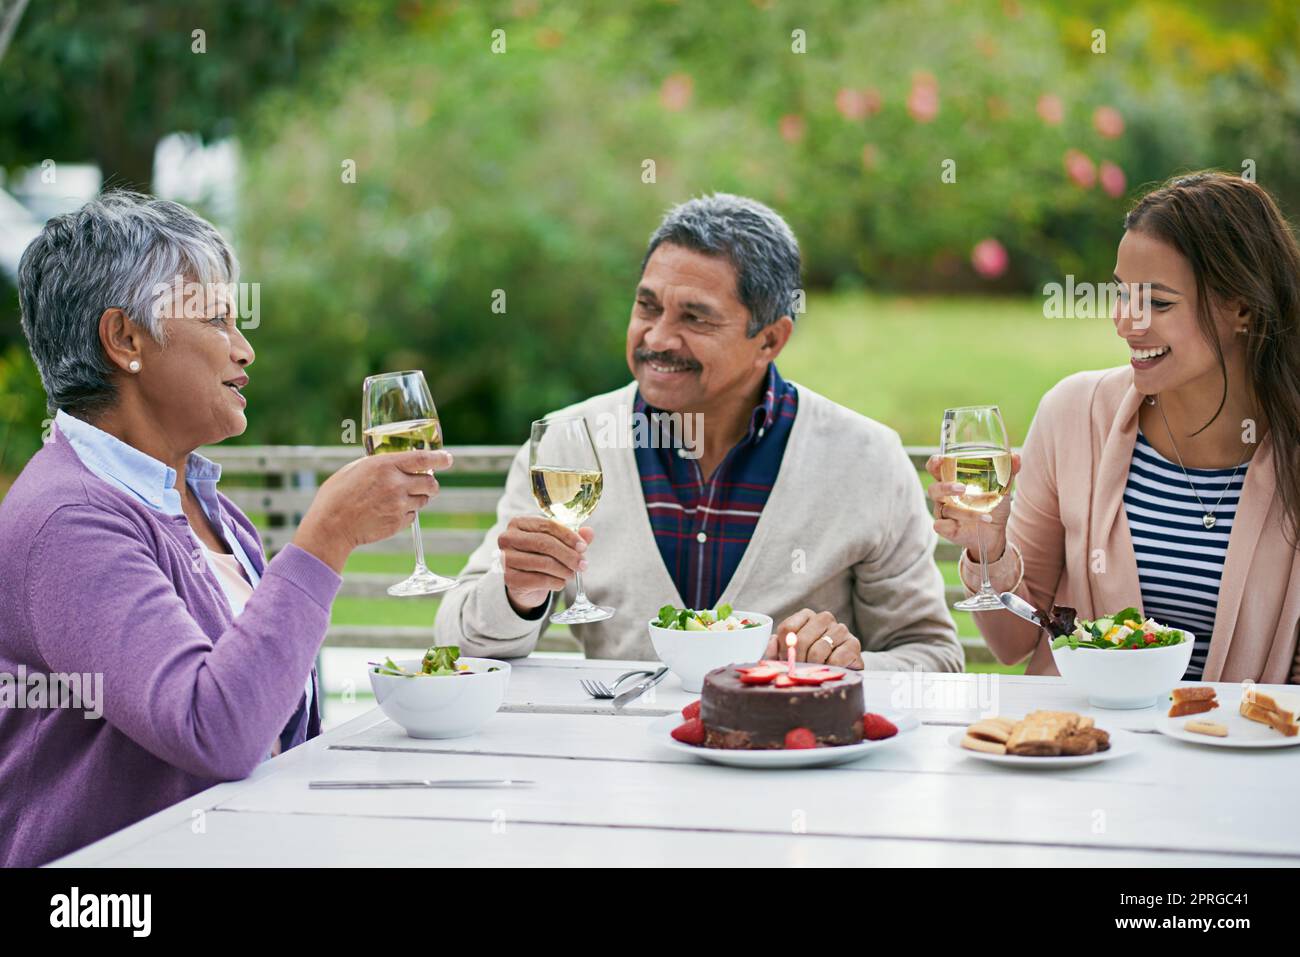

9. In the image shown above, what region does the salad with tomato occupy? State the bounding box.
[1049,606,1186,650]
[653,603,762,632]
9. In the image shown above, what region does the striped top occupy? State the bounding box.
[1123,430,1248,679]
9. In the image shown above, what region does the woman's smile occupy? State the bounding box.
[223,374,248,408]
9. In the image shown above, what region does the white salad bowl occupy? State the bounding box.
[648,612,773,693]
[1050,633,1195,709]
[368,657,511,738]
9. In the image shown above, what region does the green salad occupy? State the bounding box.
[1049,607,1186,651]
[653,604,762,632]
[371,645,500,677]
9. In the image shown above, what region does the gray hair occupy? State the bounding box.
[640,193,801,337]
[17,190,238,416]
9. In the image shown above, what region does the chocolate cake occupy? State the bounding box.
[700,663,865,749]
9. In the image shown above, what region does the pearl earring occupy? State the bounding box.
[128,360,141,372]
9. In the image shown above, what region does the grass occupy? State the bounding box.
[780,293,1123,445]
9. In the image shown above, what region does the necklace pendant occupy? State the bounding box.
[1203,513,1216,529]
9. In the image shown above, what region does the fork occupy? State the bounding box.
[579,670,655,699]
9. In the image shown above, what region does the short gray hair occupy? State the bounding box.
[18,190,238,416]
[640,193,801,336]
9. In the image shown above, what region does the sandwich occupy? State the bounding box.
[1168,686,1218,717]
[1240,687,1300,737]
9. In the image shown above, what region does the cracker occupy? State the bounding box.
[961,735,1007,755]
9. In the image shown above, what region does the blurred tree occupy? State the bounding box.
[2,0,1298,460]
[0,0,31,64]
[0,0,369,189]
[231,0,1300,446]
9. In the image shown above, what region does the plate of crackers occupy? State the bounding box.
[949,710,1137,767]
[1156,685,1300,749]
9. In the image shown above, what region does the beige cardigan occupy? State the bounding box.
[970,366,1300,682]
[434,381,963,671]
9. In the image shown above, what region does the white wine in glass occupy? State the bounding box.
[939,405,1011,612]
[938,450,1013,513]
[362,370,457,597]
[529,467,604,527]
[529,416,614,625]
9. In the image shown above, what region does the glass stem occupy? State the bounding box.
[410,519,429,575]
[975,522,995,595]
[572,567,591,609]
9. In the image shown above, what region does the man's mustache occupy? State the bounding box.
[634,348,701,371]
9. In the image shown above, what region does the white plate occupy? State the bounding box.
[650,712,919,769]
[1155,697,1300,749]
[947,727,1138,767]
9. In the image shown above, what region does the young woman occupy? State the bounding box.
[929,171,1300,682]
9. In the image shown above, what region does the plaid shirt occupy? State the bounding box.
[633,364,798,609]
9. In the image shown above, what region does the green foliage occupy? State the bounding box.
[0,342,46,479]
[3,0,1297,454]
[229,0,1300,445]
[0,0,362,187]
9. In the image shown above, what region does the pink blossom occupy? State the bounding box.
[836,87,881,121]
[536,27,563,49]
[971,239,1009,279]
[659,73,693,112]
[1036,93,1063,125]
[836,88,865,120]
[778,114,805,143]
[1064,148,1096,189]
[907,73,939,123]
[1093,105,1124,138]
[1099,161,1126,198]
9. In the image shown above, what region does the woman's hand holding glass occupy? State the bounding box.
[926,451,1021,583]
[292,448,453,574]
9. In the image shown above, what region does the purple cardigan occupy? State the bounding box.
[0,428,342,866]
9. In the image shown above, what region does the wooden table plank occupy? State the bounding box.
[202,745,1300,860]
[48,659,1300,867]
[55,811,1285,869]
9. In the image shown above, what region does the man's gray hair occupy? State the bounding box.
[640,193,801,337]
[17,190,238,416]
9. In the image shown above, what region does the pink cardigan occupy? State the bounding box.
[971,366,1300,682]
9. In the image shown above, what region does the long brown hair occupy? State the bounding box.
[1124,171,1300,544]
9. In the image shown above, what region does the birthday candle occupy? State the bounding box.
[785,632,797,674]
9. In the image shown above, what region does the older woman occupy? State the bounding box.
[930,172,1300,682]
[0,191,451,867]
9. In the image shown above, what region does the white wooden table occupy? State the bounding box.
[50,657,1300,867]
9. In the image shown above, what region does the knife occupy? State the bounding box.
[309,779,534,789]
[612,665,670,710]
[997,591,1044,628]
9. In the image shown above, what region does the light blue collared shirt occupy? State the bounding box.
[55,410,313,723]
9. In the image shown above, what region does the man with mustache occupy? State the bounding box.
[435,194,961,671]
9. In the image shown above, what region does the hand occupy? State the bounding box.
[498,516,594,615]
[925,452,1020,563]
[763,609,864,670]
[292,449,453,573]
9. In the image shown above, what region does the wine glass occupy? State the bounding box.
[529,415,614,624]
[939,405,1012,612]
[362,370,457,597]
